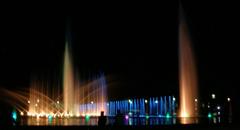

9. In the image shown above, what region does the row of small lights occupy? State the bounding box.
[27,100,95,105]
[202,94,231,118]
[128,97,176,104]
[211,94,231,101]
[127,96,231,105]
[127,95,230,104]
[27,95,230,107]
[23,95,230,117]
[21,112,100,118]
[28,100,60,104]
[24,99,98,117]
[193,94,231,103]
[28,97,178,108]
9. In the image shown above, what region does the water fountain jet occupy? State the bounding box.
[179,5,198,122]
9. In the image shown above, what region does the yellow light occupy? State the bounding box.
[32,113,36,117]
[27,112,31,116]
[20,112,24,116]
[70,113,73,117]
[64,113,69,117]
[76,113,80,117]
[181,112,189,118]
[60,113,64,117]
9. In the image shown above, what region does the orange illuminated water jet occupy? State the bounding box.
[179,5,198,122]
[63,42,74,115]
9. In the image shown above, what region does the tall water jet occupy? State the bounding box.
[63,42,75,115]
[6,21,109,118]
[179,5,198,120]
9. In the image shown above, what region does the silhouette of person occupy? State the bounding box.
[98,111,107,126]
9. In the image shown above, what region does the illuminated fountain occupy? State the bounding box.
[26,24,108,117]
[0,31,108,118]
[26,72,107,118]
[24,42,108,118]
[179,5,198,123]
[63,43,75,115]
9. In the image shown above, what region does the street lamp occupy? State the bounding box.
[128,99,132,104]
[227,97,231,102]
[211,94,215,99]
[145,99,148,103]
[20,112,24,116]
[173,97,176,101]
[195,99,198,102]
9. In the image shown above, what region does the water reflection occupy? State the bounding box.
[19,116,231,126]
[209,116,223,124]
[22,117,98,126]
[179,117,199,124]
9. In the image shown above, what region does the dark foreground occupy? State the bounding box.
[0,124,238,130]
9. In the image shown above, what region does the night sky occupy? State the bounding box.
[0,1,239,112]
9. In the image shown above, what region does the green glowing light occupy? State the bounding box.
[146,115,149,119]
[85,115,90,120]
[48,115,53,125]
[48,115,53,120]
[208,113,212,118]
[85,115,90,123]
[166,113,171,118]
[12,110,17,121]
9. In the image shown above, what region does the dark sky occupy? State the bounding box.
[0,1,239,107]
[181,1,239,99]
